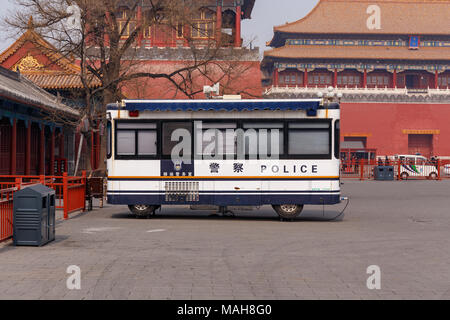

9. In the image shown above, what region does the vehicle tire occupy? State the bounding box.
[401,172,409,180]
[429,172,438,180]
[128,205,159,218]
[272,204,304,220]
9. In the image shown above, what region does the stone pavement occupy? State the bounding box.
[1,180,450,300]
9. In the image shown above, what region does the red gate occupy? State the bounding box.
[0,187,14,242]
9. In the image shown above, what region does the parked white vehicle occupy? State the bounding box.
[106,99,342,219]
[395,155,439,180]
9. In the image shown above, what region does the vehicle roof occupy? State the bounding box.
[106,99,339,116]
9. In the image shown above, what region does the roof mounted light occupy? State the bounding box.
[129,110,139,117]
[203,83,220,99]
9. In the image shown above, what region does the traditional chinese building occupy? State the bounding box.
[0,18,101,106]
[0,19,105,172]
[262,0,450,158]
[0,66,79,176]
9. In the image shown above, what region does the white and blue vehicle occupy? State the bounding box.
[106,99,341,219]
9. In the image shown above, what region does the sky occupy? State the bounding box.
[0,0,320,56]
[242,0,319,55]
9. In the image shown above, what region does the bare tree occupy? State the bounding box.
[5,0,260,173]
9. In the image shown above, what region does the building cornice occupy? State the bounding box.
[264,86,450,104]
[270,0,450,47]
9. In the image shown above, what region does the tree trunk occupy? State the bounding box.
[95,88,117,176]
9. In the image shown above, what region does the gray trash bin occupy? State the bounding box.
[374,166,386,180]
[384,166,395,181]
[13,184,56,246]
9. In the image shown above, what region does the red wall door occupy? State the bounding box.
[408,134,433,158]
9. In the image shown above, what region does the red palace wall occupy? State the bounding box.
[120,60,262,100]
[341,102,450,157]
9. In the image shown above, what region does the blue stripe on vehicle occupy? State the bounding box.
[107,194,341,206]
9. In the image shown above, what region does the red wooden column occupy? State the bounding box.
[363,69,367,88]
[304,68,308,87]
[85,9,94,45]
[183,23,190,47]
[39,124,45,175]
[91,129,95,170]
[273,68,279,86]
[105,11,112,46]
[333,69,338,88]
[435,70,439,89]
[137,5,143,47]
[59,129,65,173]
[59,129,65,159]
[234,4,241,47]
[171,27,177,48]
[216,4,222,46]
[25,120,31,175]
[50,128,55,176]
[10,118,17,175]
[85,22,92,45]
[96,128,100,169]
[392,70,397,88]
[63,172,68,219]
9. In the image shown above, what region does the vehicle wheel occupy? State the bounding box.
[128,205,159,218]
[272,204,304,220]
[401,172,409,180]
[429,172,438,180]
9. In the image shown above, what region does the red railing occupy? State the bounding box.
[341,159,443,181]
[63,173,86,219]
[0,171,86,221]
[0,187,14,242]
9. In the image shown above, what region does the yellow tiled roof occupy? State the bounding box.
[274,0,450,36]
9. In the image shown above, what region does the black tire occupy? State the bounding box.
[429,172,438,180]
[401,172,409,180]
[128,205,159,218]
[272,204,304,220]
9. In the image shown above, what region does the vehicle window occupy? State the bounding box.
[288,121,330,157]
[334,120,340,159]
[200,123,237,157]
[116,122,157,157]
[107,121,112,159]
[416,159,425,165]
[242,123,284,158]
[116,123,156,129]
[138,131,157,155]
[117,130,135,155]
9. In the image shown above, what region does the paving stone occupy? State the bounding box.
[1,180,450,299]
